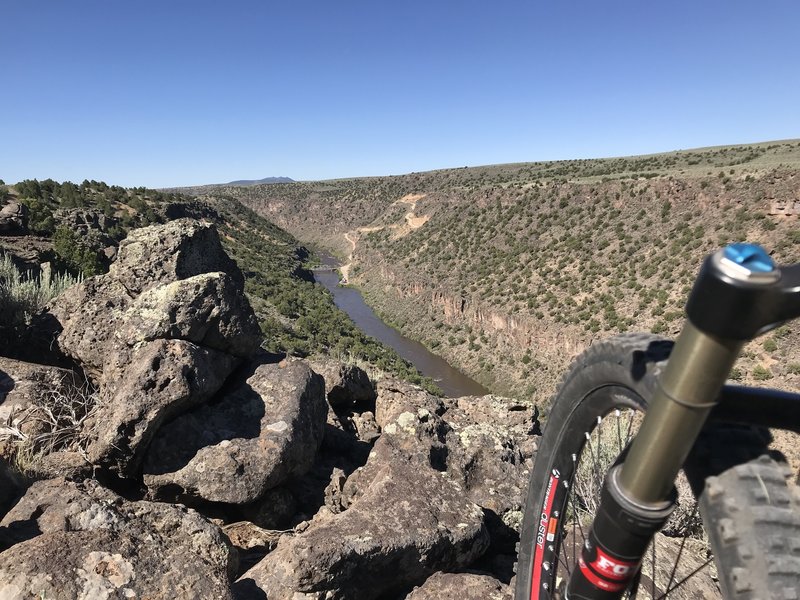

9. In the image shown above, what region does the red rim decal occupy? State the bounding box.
[530,469,560,597]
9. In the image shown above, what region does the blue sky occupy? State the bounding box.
[2,1,799,187]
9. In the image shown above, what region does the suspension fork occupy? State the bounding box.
[566,244,800,599]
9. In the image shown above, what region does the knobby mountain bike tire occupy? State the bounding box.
[515,333,800,599]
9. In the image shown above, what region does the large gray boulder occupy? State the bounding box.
[85,339,238,475]
[237,397,490,599]
[44,220,263,475]
[374,382,539,580]
[47,276,133,379]
[0,478,236,599]
[50,219,261,380]
[119,271,262,357]
[373,378,445,427]
[377,384,538,554]
[110,218,244,295]
[143,358,327,504]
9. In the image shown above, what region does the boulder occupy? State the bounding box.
[237,403,489,599]
[374,378,446,428]
[109,219,243,295]
[0,201,28,235]
[308,357,376,409]
[406,572,512,599]
[119,271,261,357]
[373,383,540,572]
[350,410,380,444]
[0,478,236,598]
[85,339,238,475]
[46,276,134,378]
[143,358,326,504]
[50,220,261,380]
[440,395,540,553]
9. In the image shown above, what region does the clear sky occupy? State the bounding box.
[2,0,799,188]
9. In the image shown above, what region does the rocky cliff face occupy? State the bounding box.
[0,219,538,598]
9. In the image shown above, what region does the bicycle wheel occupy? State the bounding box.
[515,333,800,599]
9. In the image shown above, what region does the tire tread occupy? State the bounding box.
[701,454,800,599]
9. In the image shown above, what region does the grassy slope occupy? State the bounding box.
[196,140,800,407]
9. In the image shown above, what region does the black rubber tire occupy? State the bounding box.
[700,454,800,600]
[514,333,800,599]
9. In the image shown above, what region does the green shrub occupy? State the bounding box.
[762,338,777,353]
[18,198,56,235]
[0,254,82,350]
[52,227,103,277]
[752,365,773,381]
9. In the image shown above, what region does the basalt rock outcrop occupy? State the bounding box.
[44,219,263,475]
[143,358,327,504]
[87,339,239,475]
[0,201,28,235]
[0,478,237,598]
[0,218,540,599]
[237,410,491,599]
[236,379,539,598]
[50,219,259,380]
[309,357,376,410]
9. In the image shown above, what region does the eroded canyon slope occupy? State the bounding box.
[184,140,800,405]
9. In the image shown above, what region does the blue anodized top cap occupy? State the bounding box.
[722,243,776,273]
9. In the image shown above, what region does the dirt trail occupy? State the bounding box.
[395,194,430,230]
[339,232,357,283]
[338,194,429,284]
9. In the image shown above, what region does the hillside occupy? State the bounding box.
[0,179,439,393]
[189,140,800,405]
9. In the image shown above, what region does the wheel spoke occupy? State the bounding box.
[550,402,714,599]
[664,501,700,594]
[624,408,635,444]
[651,540,656,598]
[654,557,714,599]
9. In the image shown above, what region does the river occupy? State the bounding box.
[312,256,489,398]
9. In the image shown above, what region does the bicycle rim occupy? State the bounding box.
[524,386,717,599]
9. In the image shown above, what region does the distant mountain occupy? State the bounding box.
[226,177,294,186]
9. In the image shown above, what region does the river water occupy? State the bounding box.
[312,256,489,398]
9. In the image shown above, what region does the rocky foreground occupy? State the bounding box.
[0,219,539,599]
